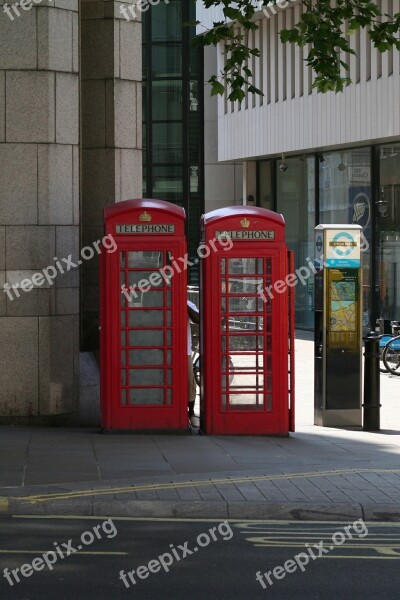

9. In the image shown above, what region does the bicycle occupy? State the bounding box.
[382,322,400,376]
[192,352,234,387]
[191,322,235,387]
[379,334,395,373]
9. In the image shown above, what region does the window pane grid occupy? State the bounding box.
[119,250,174,406]
[220,257,273,412]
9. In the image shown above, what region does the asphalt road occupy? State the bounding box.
[0,517,400,599]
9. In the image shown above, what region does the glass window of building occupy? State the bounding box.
[379,144,400,320]
[142,0,204,283]
[276,156,316,329]
[319,148,372,328]
[259,161,273,210]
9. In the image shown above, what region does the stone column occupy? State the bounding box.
[0,0,80,422]
[81,0,142,351]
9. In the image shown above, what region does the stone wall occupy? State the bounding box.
[0,0,80,423]
[81,0,142,351]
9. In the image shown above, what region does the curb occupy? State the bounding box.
[1,496,400,521]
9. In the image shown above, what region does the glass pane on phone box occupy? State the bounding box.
[228,259,246,274]
[229,297,257,313]
[239,258,264,274]
[128,251,164,268]
[232,354,264,370]
[128,349,165,365]
[143,291,165,307]
[228,278,246,294]
[128,271,163,287]
[228,393,263,408]
[242,277,264,293]
[129,310,164,327]
[229,374,264,389]
[129,369,164,386]
[129,388,164,405]
[229,336,263,351]
[220,258,226,275]
[129,329,164,346]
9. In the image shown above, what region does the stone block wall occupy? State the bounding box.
[81,0,142,351]
[0,0,80,422]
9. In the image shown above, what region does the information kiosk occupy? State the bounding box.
[314,224,363,427]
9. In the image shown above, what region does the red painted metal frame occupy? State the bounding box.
[288,250,295,432]
[200,206,291,435]
[100,199,188,431]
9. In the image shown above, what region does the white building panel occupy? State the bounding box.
[209,1,400,161]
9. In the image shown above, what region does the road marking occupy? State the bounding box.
[11,516,400,530]
[0,497,9,512]
[0,550,128,556]
[9,468,400,504]
[319,555,400,560]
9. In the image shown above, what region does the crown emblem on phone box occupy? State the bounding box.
[139,211,152,222]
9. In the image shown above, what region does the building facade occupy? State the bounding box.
[197,0,400,330]
[0,0,142,423]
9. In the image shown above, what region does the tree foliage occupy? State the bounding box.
[194,0,400,101]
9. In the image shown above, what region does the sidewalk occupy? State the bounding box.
[0,332,399,521]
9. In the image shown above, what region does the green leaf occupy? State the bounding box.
[195,0,399,99]
[210,80,225,96]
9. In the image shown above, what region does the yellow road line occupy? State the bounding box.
[0,550,128,556]
[9,468,400,504]
[0,497,9,512]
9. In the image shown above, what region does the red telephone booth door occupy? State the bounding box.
[201,207,294,435]
[100,199,187,431]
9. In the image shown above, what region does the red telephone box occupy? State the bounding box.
[200,206,295,435]
[100,199,188,431]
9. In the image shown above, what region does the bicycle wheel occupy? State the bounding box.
[193,355,200,387]
[228,356,235,384]
[382,336,400,376]
[379,335,392,373]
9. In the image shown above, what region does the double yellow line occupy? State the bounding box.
[1,468,399,506]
